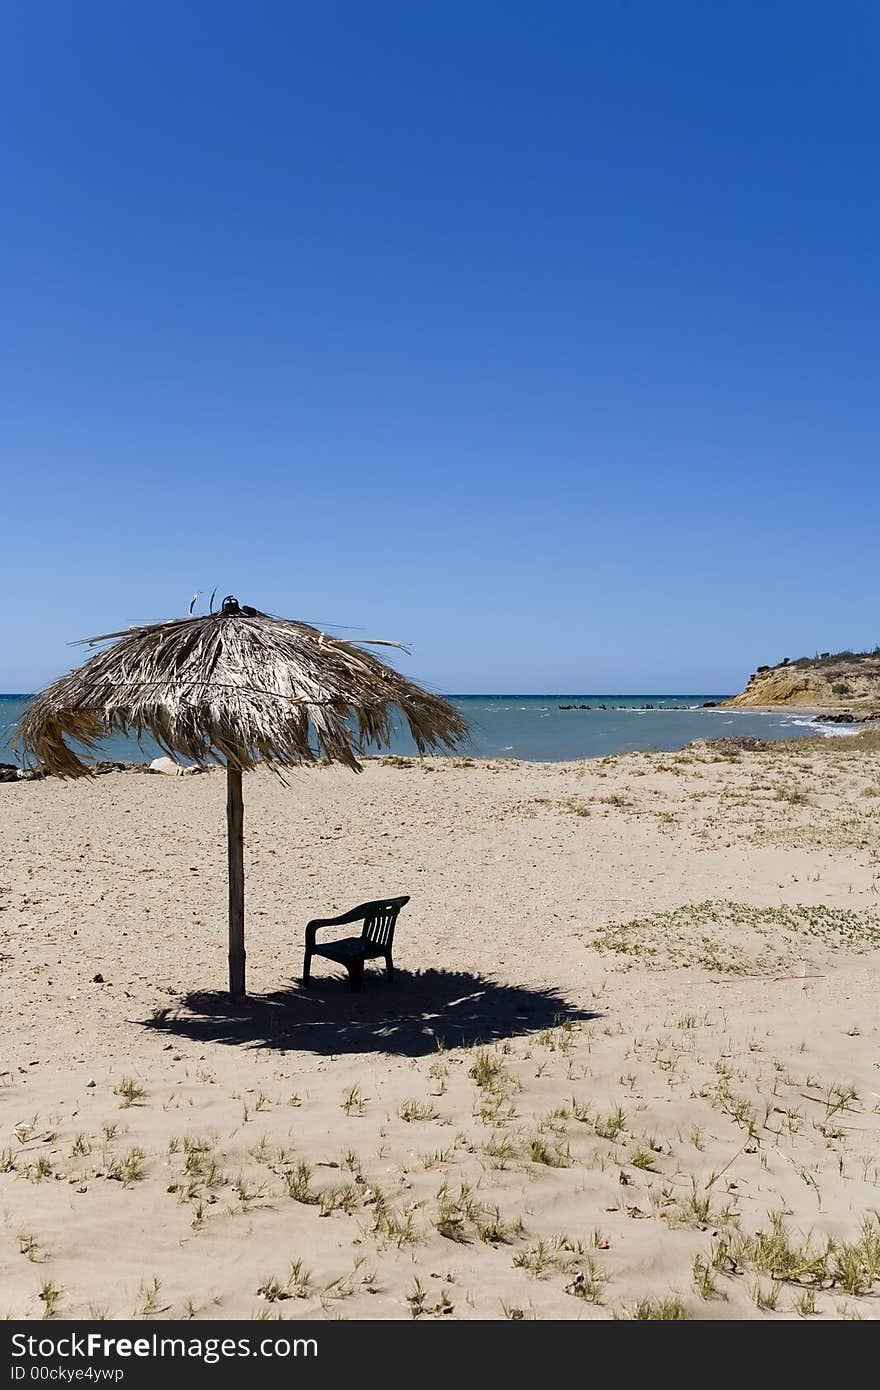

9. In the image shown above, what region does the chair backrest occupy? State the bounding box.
[360,895,409,948]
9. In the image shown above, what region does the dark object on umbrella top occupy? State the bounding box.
[16,598,468,997]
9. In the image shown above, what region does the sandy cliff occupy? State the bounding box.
[725,650,880,710]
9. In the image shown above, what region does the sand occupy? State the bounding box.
[2,738,880,1321]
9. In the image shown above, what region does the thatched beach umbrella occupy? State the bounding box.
[16,597,468,997]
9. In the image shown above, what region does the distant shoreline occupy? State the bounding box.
[2,693,861,766]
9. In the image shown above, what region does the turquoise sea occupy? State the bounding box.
[0,693,855,767]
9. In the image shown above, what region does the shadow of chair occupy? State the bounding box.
[142,968,599,1058]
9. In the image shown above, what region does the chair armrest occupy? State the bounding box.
[305,912,364,949]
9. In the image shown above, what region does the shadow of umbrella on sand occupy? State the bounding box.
[143,970,600,1058]
[15,596,468,998]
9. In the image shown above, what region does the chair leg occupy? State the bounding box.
[302,951,312,987]
[347,960,364,992]
[385,953,394,983]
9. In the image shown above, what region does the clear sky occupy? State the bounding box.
[2,2,878,694]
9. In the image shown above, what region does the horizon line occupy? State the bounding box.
[2,690,733,700]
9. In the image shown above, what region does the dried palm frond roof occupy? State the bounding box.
[17,597,469,777]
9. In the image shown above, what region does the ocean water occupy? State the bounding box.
[0,693,856,768]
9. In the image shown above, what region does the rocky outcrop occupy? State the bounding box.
[725,651,880,712]
[813,711,880,725]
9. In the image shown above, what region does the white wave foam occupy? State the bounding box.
[785,716,862,739]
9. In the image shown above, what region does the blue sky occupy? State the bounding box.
[2,2,878,693]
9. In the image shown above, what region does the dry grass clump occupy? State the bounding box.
[38,1281,64,1319]
[760,729,880,757]
[715,1212,880,1295]
[434,1181,523,1245]
[398,1099,440,1123]
[281,1161,316,1204]
[513,1235,590,1280]
[104,1148,147,1186]
[114,1077,147,1108]
[257,1259,312,1303]
[406,1277,454,1319]
[627,1294,691,1319]
[359,1186,425,1250]
[564,1260,610,1304]
[468,1049,521,1123]
[591,900,880,973]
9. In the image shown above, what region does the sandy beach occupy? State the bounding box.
[2,734,879,1321]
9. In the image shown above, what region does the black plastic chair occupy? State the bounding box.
[302,896,410,991]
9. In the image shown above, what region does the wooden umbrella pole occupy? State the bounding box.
[227,765,246,997]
